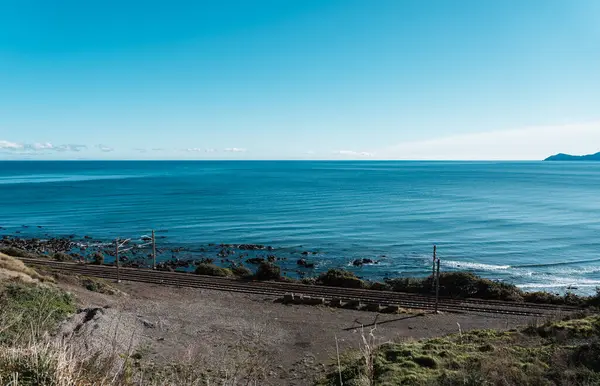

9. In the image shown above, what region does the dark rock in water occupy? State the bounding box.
[22,225,29,228]
[267,255,276,262]
[267,246,274,251]
[312,251,317,255]
[297,259,315,268]
[301,251,309,256]
[37,226,43,229]
[238,244,265,250]
[84,235,92,239]
[353,258,377,267]
[246,257,265,265]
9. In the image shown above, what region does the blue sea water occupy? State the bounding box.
[1,160,600,294]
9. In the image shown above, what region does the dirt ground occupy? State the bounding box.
[57,279,533,385]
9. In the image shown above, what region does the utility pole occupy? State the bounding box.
[115,238,131,283]
[115,238,120,283]
[434,258,441,313]
[152,229,156,270]
[432,245,437,278]
[432,245,437,292]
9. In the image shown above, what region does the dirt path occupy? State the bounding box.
[58,279,532,385]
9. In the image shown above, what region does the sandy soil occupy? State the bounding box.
[57,279,533,385]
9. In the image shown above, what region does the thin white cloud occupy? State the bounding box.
[224,148,246,152]
[56,144,87,152]
[0,140,24,150]
[95,144,114,152]
[335,150,374,157]
[30,142,53,150]
[205,148,216,153]
[378,121,600,160]
[185,148,204,152]
[1,140,86,153]
[151,148,165,152]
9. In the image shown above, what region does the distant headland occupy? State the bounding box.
[544,152,600,161]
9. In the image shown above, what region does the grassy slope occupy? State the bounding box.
[0,255,267,385]
[320,313,600,386]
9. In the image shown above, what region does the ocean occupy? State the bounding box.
[1,160,599,294]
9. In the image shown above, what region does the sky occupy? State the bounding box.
[0,0,599,160]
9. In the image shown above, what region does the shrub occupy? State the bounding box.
[386,272,523,301]
[385,277,428,293]
[0,283,75,344]
[194,263,231,277]
[523,291,565,305]
[0,247,37,259]
[413,355,438,369]
[316,269,365,289]
[254,262,281,281]
[589,288,600,308]
[301,277,317,285]
[572,340,600,371]
[230,264,253,279]
[369,281,392,291]
[92,252,104,265]
[53,252,71,262]
[80,277,117,295]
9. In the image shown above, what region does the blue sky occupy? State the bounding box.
[0,0,599,160]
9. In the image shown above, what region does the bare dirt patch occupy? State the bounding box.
[57,279,532,385]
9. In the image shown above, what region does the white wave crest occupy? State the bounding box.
[442,260,510,271]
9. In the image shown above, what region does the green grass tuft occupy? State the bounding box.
[0,282,76,345]
[194,263,232,277]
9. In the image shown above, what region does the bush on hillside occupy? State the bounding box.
[386,272,523,301]
[0,247,38,259]
[0,282,75,344]
[53,252,71,262]
[194,263,231,277]
[92,252,104,265]
[589,288,600,308]
[385,277,428,293]
[369,281,392,291]
[254,262,281,281]
[230,264,253,279]
[316,269,365,289]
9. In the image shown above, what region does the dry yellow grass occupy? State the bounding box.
[0,252,51,283]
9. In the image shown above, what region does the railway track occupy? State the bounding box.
[21,258,579,317]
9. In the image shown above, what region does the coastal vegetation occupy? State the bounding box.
[0,253,266,385]
[1,248,600,385]
[319,313,600,385]
[2,236,598,307]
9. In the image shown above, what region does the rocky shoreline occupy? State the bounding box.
[0,231,371,278]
